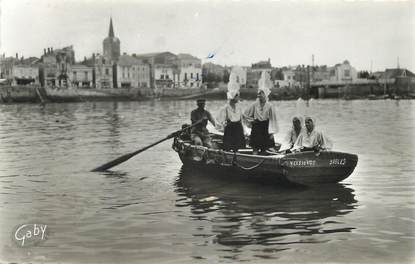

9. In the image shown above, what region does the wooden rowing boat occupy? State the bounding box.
[172,135,358,185]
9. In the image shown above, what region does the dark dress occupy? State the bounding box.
[223,121,246,151]
[250,120,275,151]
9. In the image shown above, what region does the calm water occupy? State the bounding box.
[0,99,414,263]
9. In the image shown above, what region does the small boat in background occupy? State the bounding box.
[172,135,358,185]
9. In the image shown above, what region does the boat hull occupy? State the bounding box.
[173,138,358,185]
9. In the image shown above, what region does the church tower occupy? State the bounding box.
[103,17,120,62]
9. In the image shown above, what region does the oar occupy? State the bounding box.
[91,119,203,172]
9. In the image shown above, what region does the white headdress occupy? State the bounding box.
[257,71,273,98]
[227,69,240,100]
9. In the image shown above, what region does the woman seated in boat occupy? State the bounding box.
[282,116,303,153]
[292,117,332,152]
[216,72,246,151]
[243,71,279,155]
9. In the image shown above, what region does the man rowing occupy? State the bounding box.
[190,98,216,148]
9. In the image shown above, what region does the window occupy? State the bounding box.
[344,69,350,77]
[196,73,199,81]
[166,74,169,79]
[73,71,77,79]
[184,73,188,81]
[105,68,109,76]
[160,74,164,80]
[191,73,193,79]
[84,71,88,79]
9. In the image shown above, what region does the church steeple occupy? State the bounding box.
[109,17,114,38]
[103,17,120,62]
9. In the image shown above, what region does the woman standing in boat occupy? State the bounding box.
[293,116,332,152]
[216,71,246,151]
[243,71,279,155]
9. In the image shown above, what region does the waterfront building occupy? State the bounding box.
[251,58,272,73]
[380,68,415,94]
[94,54,114,89]
[12,65,39,86]
[115,54,150,88]
[231,66,247,88]
[246,59,273,89]
[134,52,178,89]
[202,62,225,80]
[103,18,120,63]
[274,69,298,88]
[176,53,202,89]
[38,46,75,88]
[329,60,358,82]
[71,64,93,88]
[311,65,330,82]
[0,55,18,83]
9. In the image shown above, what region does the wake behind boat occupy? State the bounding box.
[172,134,358,185]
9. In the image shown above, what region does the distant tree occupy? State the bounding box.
[358,71,370,79]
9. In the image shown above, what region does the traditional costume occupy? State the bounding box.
[216,71,246,151]
[243,71,279,152]
[282,116,303,151]
[293,117,333,151]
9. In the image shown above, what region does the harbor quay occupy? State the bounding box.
[1,18,415,104]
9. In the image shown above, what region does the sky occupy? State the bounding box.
[1,0,414,72]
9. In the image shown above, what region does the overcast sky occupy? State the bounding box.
[1,0,414,71]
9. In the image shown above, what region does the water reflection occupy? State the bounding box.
[175,166,358,250]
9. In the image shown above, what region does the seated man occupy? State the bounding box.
[190,99,216,148]
[292,117,332,152]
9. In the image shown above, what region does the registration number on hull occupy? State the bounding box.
[289,160,316,167]
[329,158,346,165]
[286,158,347,167]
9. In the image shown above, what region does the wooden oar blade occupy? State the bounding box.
[91,119,203,172]
[91,152,135,172]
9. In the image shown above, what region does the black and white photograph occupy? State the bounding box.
[0,0,414,263]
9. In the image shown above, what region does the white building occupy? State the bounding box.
[116,54,150,88]
[154,64,175,89]
[94,54,113,89]
[231,66,247,88]
[176,53,202,88]
[329,60,358,82]
[71,64,93,88]
[12,65,39,85]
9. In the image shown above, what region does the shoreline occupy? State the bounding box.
[0,85,413,104]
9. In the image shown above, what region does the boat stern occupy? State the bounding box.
[281,151,358,185]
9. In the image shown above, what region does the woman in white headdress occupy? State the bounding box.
[243,71,279,155]
[292,116,333,152]
[281,116,303,153]
[215,71,246,151]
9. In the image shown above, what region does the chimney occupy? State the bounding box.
[48,48,51,54]
[44,49,46,55]
[51,47,53,52]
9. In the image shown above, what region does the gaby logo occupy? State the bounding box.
[13,224,47,247]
